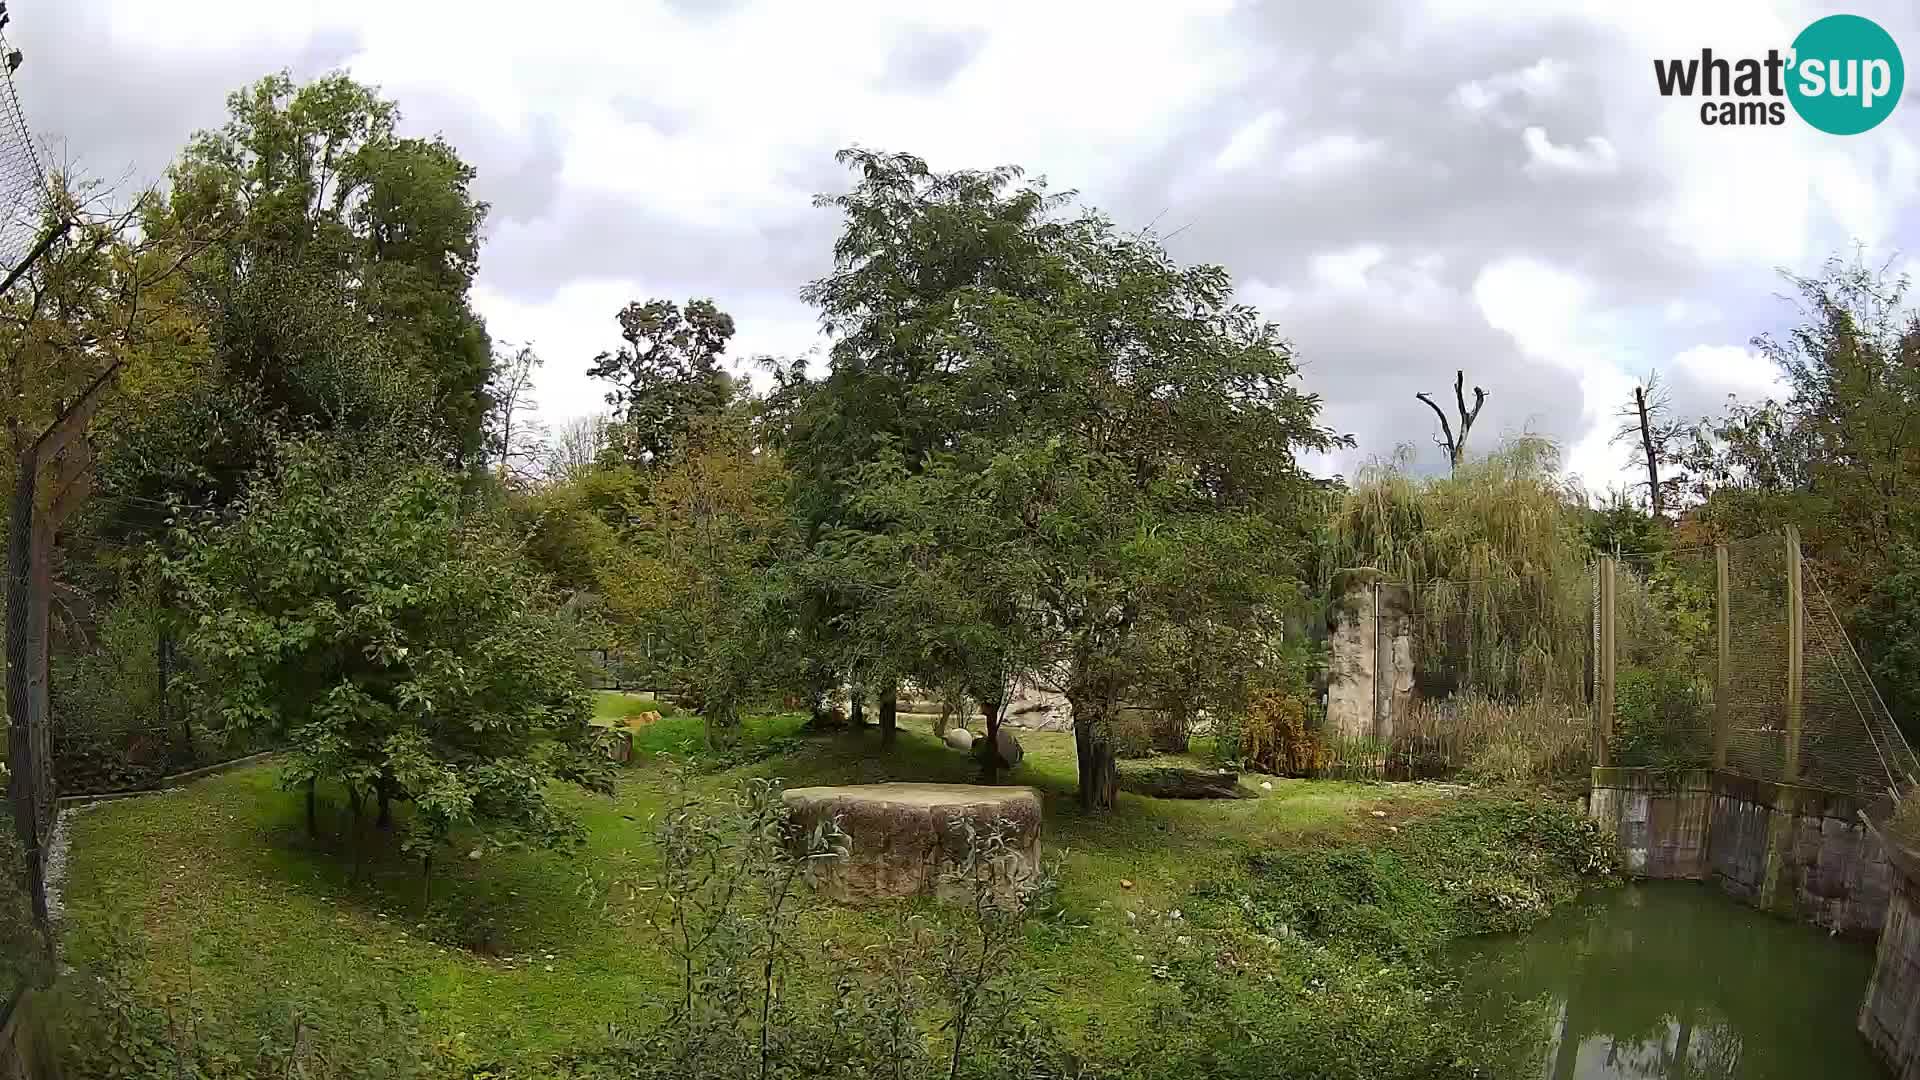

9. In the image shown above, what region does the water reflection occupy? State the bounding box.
[1454,882,1880,1079]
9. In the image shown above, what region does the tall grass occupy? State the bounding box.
[1320,691,1592,783]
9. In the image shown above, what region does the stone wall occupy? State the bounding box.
[1708,774,1891,937]
[1588,766,1893,938]
[1861,838,1920,1078]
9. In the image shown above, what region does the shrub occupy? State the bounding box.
[1239,797,1616,960]
[1239,689,1326,777]
[1319,692,1590,783]
[0,810,41,995]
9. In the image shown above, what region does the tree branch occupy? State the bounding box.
[1415,392,1456,459]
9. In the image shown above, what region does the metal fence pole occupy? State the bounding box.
[1713,542,1730,771]
[1596,556,1615,768]
[1784,526,1804,783]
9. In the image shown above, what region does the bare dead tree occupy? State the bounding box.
[1611,370,1688,518]
[1416,369,1487,471]
[484,340,547,484]
[545,411,614,484]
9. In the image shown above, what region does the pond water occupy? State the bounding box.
[1453,881,1882,1079]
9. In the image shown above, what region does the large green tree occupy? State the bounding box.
[152,72,493,477]
[588,298,739,469]
[782,150,1342,807]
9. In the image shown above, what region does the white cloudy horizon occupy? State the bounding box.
[17,0,1919,497]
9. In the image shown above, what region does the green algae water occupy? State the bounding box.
[1453,881,1881,1079]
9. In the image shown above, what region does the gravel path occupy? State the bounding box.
[42,801,101,965]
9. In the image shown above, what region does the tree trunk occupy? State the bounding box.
[377,780,393,830]
[981,698,1004,785]
[879,684,898,748]
[348,789,366,880]
[1635,386,1663,518]
[305,778,319,839]
[849,685,865,726]
[1072,699,1120,811]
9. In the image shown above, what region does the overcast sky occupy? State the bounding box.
[16,0,1920,491]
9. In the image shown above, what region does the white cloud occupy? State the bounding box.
[1309,245,1388,291]
[1522,127,1618,176]
[1673,344,1786,401]
[1472,257,1638,488]
[1213,110,1286,172]
[1281,133,1384,178]
[43,0,1920,480]
[1453,58,1568,114]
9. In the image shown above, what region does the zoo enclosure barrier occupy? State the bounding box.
[1321,572,1594,780]
[1594,528,1918,799]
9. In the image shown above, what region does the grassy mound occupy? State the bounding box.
[53,715,1614,1077]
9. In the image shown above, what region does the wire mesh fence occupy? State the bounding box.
[1608,547,1717,770]
[1803,573,1919,796]
[0,14,55,1007]
[1721,535,1792,783]
[46,624,276,796]
[0,17,47,274]
[1594,531,1920,798]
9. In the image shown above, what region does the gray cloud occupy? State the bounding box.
[10,9,358,193]
[17,0,1920,492]
[879,27,988,94]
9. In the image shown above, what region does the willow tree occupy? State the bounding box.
[1327,437,1591,702]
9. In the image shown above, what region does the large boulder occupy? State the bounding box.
[973,726,1024,770]
[781,783,1042,903]
[943,727,976,752]
[1116,761,1243,799]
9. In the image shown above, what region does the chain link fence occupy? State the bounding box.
[0,8,55,1009]
[1602,531,1917,798]
[1607,547,1717,770]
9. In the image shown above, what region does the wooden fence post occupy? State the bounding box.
[1713,543,1730,771]
[1596,556,1615,768]
[1784,526,1804,783]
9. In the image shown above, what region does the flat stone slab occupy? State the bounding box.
[1117,763,1244,799]
[782,783,1042,903]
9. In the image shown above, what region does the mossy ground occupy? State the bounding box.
[58,691,1605,1074]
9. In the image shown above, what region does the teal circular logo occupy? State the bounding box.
[1788,15,1903,134]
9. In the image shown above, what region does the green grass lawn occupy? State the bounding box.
[59,713,1467,1070]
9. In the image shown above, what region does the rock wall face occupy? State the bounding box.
[1588,767,1892,938]
[1861,842,1920,1078]
[781,783,1043,904]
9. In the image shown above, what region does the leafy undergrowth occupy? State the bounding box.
[55,714,1610,1077]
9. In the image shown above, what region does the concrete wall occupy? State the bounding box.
[1589,766,1892,938]
[1588,767,1713,879]
[1708,774,1891,937]
[1860,838,1920,1078]
[1326,573,1413,743]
